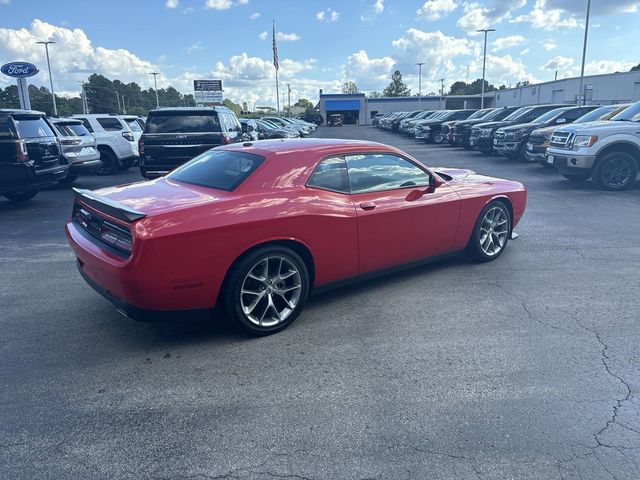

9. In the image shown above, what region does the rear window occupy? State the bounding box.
[146,113,221,133]
[53,124,74,136]
[96,117,124,131]
[14,116,55,138]
[64,123,91,136]
[168,150,265,191]
[126,119,142,132]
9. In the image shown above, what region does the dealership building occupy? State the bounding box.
[319,70,640,125]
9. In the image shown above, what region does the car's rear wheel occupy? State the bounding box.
[593,151,638,191]
[222,246,309,336]
[97,149,118,176]
[4,190,39,202]
[118,158,133,171]
[467,201,511,262]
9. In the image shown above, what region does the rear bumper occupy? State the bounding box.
[69,158,102,173]
[66,220,218,314]
[0,163,69,194]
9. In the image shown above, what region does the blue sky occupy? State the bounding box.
[0,0,638,107]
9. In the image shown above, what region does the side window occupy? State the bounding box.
[218,113,229,131]
[561,109,583,122]
[97,117,124,131]
[307,156,350,194]
[346,154,430,194]
[0,115,13,138]
[78,118,93,132]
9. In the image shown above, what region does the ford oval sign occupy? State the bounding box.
[1,62,39,78]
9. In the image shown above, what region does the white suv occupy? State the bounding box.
[72,114,140,175]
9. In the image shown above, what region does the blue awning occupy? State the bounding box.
[326,100,360,111]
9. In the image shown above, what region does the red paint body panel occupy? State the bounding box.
[65,139,527,313]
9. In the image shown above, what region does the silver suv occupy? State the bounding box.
[546,101,640,190]
[50,118,101,183]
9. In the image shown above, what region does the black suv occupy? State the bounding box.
[0,109,68,202]
[298,113,324,125]
[453,106,520,149]
[139,107,243,178]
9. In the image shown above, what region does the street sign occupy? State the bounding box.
[193,79,222,91]
[1,62,39,78]
[194,91,224,104]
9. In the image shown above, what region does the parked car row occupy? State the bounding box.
[376,101,640,190]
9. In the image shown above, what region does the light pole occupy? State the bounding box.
[149,72,160,108]
[578,0,591,106]
[477,28,495,109]
[416,62,424,107]
[37,41,57,115]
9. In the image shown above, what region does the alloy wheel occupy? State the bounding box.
[600,157,633,189]
[479,207,509,257]
[240,256,302,327]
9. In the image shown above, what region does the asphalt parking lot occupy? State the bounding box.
[2,125,639,480]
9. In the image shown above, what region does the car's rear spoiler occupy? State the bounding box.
[72,188,146,222]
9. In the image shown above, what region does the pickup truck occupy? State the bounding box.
[545,101,640,190]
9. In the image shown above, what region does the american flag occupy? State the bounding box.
[272,23,279,71]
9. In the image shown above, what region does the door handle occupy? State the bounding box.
[359,202,376,211]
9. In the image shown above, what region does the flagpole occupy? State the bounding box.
[273,20,280,113]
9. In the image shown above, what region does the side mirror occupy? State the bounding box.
[427,174,444,193]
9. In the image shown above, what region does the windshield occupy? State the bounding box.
[146,113,221,133]
[503,107,533,122]
[532,108,566,124]
[169,150,265,191]
[574,106,617,123]
[14,116,55,138]
[612,102,640,122]
[466,109,490,120]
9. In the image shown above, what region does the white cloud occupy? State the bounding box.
[342,50,395,90]
[316,8,340,22]
[491,35,525,52]
[456,0,526,34]
[277,32,300,42]
[165,0,179,8]
[186,41,203,53]
[511,0,580,30]
[361,0,384,22]
[205,0,232,9]
[541,55,574,71]
[249,12,260,20]
[546,0,638,16]
[584,59,635,75]
[469,53,538,86]
[543,40,557,50]
[520,48,530,54]
[258,31,267,40]
[416,0,458,21]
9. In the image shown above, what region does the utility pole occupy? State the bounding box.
[116,91,121,113]
[287,84,291,117]
[439,78,445,109]
[477,28,495,109]
[416,62,424,107]
[578,0,591,106]
[121,95,127,115]
[149,72,160,108]
[79,81,86,114]
[37,40,57,115]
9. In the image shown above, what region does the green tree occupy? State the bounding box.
[341,82,359,94]
[630,63,640,72]
[515,80,530,88]
[448,79,498,96]
[222,98,242,115]
[368,91,382,98]
[294,98,315,113]
[382,70,411,97]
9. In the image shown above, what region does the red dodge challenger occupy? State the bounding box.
[66,139,526,335]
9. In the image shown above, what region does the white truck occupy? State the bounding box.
[545,101,640,190]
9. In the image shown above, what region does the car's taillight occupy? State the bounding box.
[122,132,134,141]
[60,138,82,146]
[15,140,29,162]
[220,134,230,145]
[75,205,133,256]
[138,138,144,156]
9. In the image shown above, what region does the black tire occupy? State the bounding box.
[432,132,445,144]
[517,144,528,162]
[592,151,638,191]
[97,149,118,176]
[59,174,78,184]
[562,173,590,182]
[466,200,512,263]
[222,246,310,336]
[4,190,38,202]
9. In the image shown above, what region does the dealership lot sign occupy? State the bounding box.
[1,62,39,78]
[1,61,39,109]
[194,79,223,105]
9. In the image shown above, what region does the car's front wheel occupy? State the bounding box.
[222,246,310,336]
[97,149,118,176]
[593,151,638,191]
[467,201,512,262]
